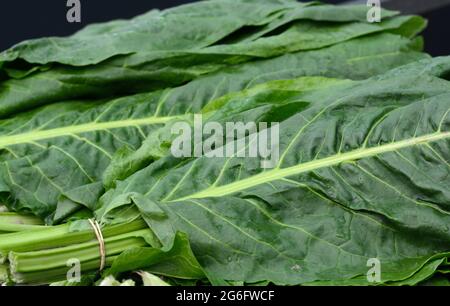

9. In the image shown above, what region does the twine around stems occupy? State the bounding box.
[88,219,106,271]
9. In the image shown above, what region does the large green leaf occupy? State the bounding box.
[0,0,303,67]
[0,34,426,223]
[242,4,399,41]
[97,57,450,285]
[102,33,428,188]
[0,13,423,117]
[0,93,172,222]
[0,2,400,68]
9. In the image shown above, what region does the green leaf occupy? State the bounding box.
[102,33,428,188]
[0,93,174,221]
[0,0,298,67]
[242,4,400,41]
[0,2,400,68]
[108,232,205,280]
[0,0,440,287]
[0,15,423,117]
[388,257,447,286]
[0,33,425,222]
[97,57,450,285]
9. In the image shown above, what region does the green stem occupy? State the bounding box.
[0,219,147,262]
[10,229,151,272]
[12,256,118,285]
[0,212,45,232]
[0,224,46,232]
[9,229,152,284]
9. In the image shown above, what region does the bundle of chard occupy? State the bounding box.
[1,0,450,286]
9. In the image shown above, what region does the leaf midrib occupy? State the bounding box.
[171,131,450,201]
[0,116,177,148]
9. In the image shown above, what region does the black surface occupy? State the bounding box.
[0,285,445,304]
[422,5,450,56]
[346,0,450,14]
[0,0,191,52]
[0,0,449,56]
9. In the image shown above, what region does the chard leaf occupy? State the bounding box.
[97,57,450,285]
[102,33,428,187]
[0,2,399,68]
[388,258,447,286]
[108,232,205,280]
[0,34,425,222]
[0,14,423,117]
[0,0,443,287]
[0,0,300,67]
[242,4,399,41]
[0,93,173,221]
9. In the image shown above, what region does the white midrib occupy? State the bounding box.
[0,116,176,148]
[172,131,450,201]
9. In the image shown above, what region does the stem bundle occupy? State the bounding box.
[0,219,151,284]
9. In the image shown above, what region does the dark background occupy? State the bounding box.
[1,0,449,56]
